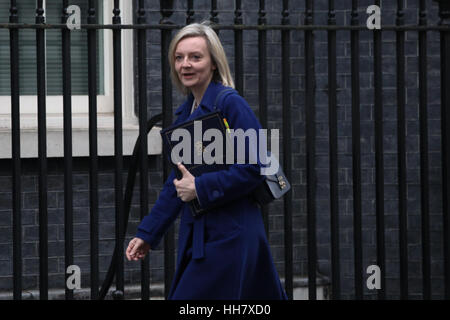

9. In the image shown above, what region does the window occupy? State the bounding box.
[0,1,104,97]
[0,0,161,158]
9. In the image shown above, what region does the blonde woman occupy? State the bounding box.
[126,22,286,300]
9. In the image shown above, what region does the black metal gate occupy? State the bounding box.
[1,0,450,300]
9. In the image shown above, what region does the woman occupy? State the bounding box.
[126,22,287,300]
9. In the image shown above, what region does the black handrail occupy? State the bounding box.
[98,113,163,300]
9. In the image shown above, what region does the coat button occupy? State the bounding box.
[212,190,220,198]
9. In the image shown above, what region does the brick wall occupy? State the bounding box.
[0,156,164,291]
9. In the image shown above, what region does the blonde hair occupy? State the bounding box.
[168,22,235,95]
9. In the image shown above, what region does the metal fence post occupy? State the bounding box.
[280,0,294,301]
[160,0,175,299]
[112,0,125,300]
[87,0,99,300]
[434,0,450,300]
[396,0,408,300]
[36,0,48,301]
[234,0,243,95]
[258,0,270,238]
[350,0,363,300]
[373,0,386,300]
[137,0,150,300]
[9,0,22,301]
[327,0,340,300]
[61,0,74,301]
[304,0,317,301]
[418,0,430,301]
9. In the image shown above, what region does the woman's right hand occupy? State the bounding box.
[126,237,151,261]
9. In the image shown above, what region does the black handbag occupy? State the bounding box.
[213,88,291,206]
[251,152,291,206]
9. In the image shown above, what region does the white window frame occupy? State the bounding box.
[0,0,162,158]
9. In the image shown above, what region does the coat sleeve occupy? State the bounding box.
[194,93,266,209]
[135,169,183,248]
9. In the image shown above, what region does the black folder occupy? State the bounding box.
[160,111,231,216]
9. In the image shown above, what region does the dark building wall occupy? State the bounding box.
[0,156,165,291]
[0,0,445,299]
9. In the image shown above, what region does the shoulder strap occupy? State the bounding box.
[213,87,237,111]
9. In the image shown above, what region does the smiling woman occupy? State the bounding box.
[168,23,235,96]
[173,36,216,106]
[126,22,287,300]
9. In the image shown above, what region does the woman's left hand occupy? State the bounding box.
[173,163,197,202]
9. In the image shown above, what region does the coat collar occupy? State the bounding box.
[174,81,226,117]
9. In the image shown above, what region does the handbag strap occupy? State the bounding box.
[213,87,237,111]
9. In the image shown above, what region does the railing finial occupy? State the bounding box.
[160,0,174,24]
[258,0,267,25]
[9,0,18,23]
[36,0,45,24]
[434,0,450,25]
[210,0,219,25]
[138,0,146,24]
[235,0,243,25]
[282,0,290,25]
[186,0,195,25]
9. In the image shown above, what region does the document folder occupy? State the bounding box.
[160,111,231,216]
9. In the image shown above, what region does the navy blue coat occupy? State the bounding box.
[136,81,287,300]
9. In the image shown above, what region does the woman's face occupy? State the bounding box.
[174,36,216,96]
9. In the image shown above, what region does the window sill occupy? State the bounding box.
[0,113,162,159]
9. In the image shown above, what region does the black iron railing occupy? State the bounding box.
[1,0,450,300]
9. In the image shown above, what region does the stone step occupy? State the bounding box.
[0,276,330,300]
